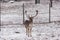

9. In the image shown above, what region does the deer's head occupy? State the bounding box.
[25,10,38,20]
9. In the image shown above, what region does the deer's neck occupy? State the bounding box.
[29,18,33,23]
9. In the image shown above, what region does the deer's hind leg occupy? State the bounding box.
[26,27,31,37]
[25,25,29,36]
[29,26,32,37]
[25,25,32,37]
[29,23,33,37]
[26,26,31,37]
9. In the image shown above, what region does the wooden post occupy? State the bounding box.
[0,3,1,31]
[35,0,40,4]
[23,3,25,24]
[49,3,51,23]
[0,20,1,31]
[15,0,17,1]
[0,24,1,31]
[0,19,1,31]
[50,0,53,7]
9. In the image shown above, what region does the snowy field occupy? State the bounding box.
[0,1,60,40]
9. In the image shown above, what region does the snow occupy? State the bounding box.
[0,23,60,40]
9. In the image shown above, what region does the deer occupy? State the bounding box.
[23,10,38,37]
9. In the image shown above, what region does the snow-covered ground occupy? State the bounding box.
[0,1,60,40]
[0,23,60,40]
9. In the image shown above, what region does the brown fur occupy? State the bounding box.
[23,10,38,37]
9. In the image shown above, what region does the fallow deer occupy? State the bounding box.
[23,10,38,37]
